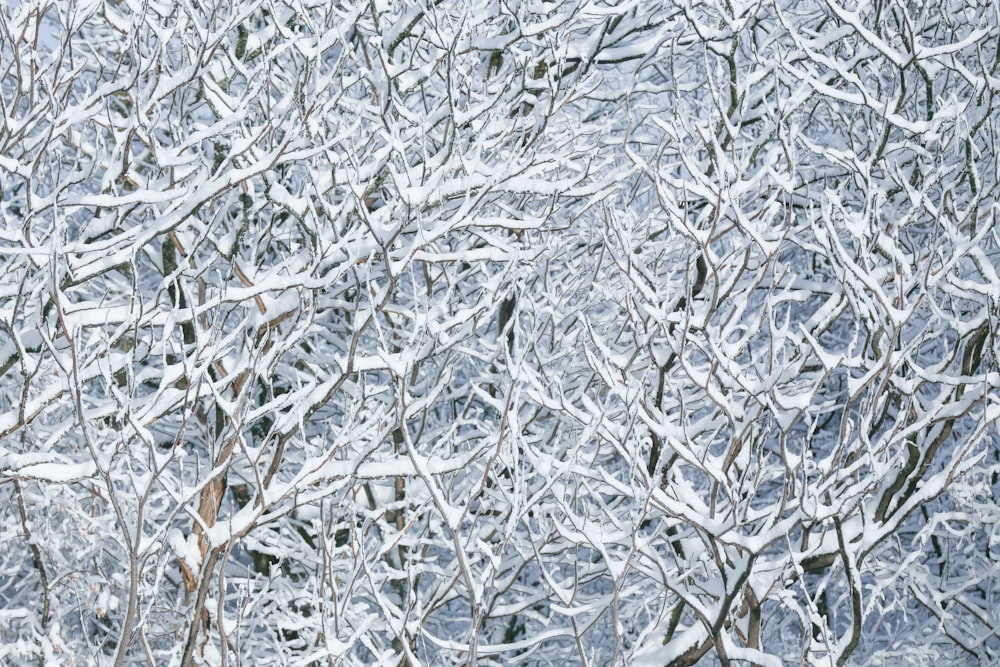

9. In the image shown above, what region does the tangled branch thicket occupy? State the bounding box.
[1,0,998,664]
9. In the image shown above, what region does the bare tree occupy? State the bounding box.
[1,0,998,665]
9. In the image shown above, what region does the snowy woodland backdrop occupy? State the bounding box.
[1,0,999,665]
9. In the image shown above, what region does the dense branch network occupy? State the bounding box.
[0,0,998,665]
